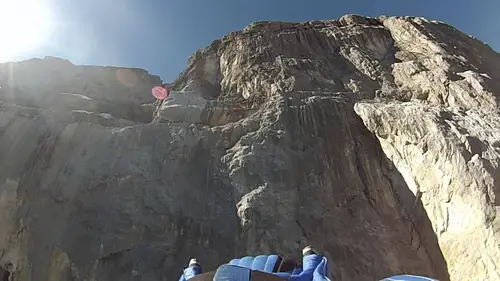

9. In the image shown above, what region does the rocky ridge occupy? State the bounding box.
[0,56,161,124]
[0,14,499,281]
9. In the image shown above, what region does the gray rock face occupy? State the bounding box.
[0,57,162,123]
[0,15,499,281]
[157,91,255,126]
[355,102,500,280]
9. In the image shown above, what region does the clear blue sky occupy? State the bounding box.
[9,0,500,82]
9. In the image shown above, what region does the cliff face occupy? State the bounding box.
[0,15,498,281]
[0,57,161,123]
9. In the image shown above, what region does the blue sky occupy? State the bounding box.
[8,0,500,82]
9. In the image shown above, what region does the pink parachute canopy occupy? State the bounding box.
[152,86,169,100]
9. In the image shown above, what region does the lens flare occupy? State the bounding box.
[0,0,53,61]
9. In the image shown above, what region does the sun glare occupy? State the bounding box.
[0,0,53,61]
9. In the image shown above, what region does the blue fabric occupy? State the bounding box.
[291,268,303,275]
[288,255,330,281]
[252,255,268,271]
[178,254,437,281]
[382,275,438,281]
[263,255,280,272]
[229,255,281,273]
[214,265,252,281]
[312,257,330,281]
[230,259,241,266]
[178,254,330,281]
[217,254,330,281]
[178,265,202,281]
[239,257,255,269]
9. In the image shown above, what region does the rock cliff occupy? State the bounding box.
[0,15,498,281]
[0,57,161,123]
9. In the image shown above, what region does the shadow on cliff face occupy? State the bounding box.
[374,145,451,281]
[0,264,12,281]
[270,92,450,280]
[354,111,450,280]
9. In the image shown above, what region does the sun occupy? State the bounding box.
[0,0,53,61]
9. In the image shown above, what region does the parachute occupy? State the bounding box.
[152,85,169,100]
